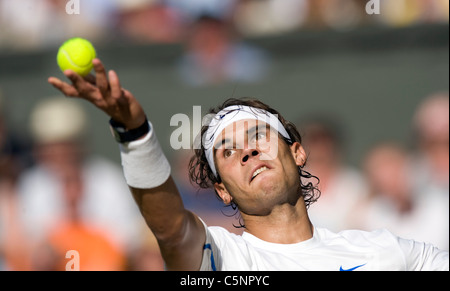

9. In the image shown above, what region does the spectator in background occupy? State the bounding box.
[165,0,237,22]
[0,92,12,271]
[297,116,368,232]
[377,0,449,27]
[171,0,269,86]
[0,90,32,271]
[306,0,365,31]
[0,0,55,50]
[177,14,270,86]
[353,142,417,236]
[16,97,146,270]
[115,0,183,44]
[411,92,449,191]
[1,0,448,51]
[233,0,309,37]
[409,92,449,250]
[0,0,116,51]
[353,92,449,251]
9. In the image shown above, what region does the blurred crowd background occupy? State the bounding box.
[0,0,449,51]
[0,0,449,270]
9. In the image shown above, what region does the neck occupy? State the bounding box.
[241,198,313,244]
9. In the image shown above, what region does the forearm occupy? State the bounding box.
[119,124,205,270]
[118,123,183,236]
[130,176,184,241]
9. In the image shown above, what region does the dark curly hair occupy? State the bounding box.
[188,97,320,227]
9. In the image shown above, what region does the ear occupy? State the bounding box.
[289,142,307,167]
[214,182,233,205]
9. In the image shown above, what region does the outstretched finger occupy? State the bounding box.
[65,70,97,100]
[93,59,109,97]
[48,77,79,97]
[84,74,97,85]
[65,69,85,86]
[109,70,123,100]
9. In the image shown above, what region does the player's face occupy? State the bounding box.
[213,119,307,216]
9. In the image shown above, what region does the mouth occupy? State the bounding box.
[250,165,270,182]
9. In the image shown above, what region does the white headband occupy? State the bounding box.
[203,105,290,177]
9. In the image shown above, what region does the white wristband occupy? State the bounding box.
[119,122,171,189]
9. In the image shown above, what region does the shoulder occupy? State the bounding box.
[316,227,398,245]
[206,226,248,255]
[340,228,399,244]
[316,227,404,258]
[317,227,449,270]
[200,223,254,271]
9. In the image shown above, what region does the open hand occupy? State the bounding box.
[48,58,146,130]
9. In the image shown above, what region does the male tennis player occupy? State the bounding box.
[48,59,449,271]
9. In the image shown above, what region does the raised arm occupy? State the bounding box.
[48,59,205,270]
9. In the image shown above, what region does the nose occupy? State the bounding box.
[241,148,260,164]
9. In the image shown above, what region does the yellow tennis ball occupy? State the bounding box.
[57,37,96,77]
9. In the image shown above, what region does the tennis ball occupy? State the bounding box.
[57,37,96,77]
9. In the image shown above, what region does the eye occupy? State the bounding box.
[256,132,266,140]
[224,149,236,158]
[251,131,267,143]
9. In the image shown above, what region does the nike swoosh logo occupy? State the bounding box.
[339,263,366,271]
